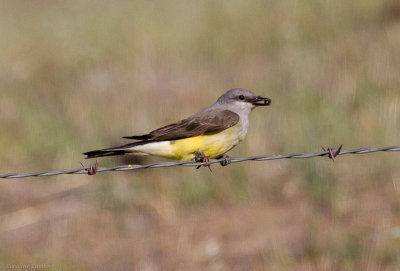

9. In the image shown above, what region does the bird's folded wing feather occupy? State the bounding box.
[123,109,239,141]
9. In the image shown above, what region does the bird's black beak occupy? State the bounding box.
[248,96,271,106]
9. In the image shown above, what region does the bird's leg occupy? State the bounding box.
[218,154,231,167]
[194,151,212,172]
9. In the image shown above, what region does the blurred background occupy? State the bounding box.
[1,0,400,270]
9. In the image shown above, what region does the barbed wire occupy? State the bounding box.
[0,145,399,179]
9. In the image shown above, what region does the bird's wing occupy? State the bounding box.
[123,109,240,141]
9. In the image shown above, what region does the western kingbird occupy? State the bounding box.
[83,88,271,163]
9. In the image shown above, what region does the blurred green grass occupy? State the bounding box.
[0,0,400,270]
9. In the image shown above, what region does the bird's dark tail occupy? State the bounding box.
[83,149,128,159]
[83,142,146,159]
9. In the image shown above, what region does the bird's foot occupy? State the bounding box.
[194,151,212,172]
[218,154,231,167]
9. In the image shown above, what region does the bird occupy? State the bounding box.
[83,88,271,167]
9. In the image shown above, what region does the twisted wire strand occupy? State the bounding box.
[0,146,399,179]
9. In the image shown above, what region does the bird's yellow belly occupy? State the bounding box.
[131,121,248,161]
[170,127,240,160]
[134,126,241,161]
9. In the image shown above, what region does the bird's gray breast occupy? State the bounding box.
[226,102,252,140]
[211,101,252,141]
[234,115,250,141]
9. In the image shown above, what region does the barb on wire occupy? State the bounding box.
[0,145,399,179]
[322,144,342,161]
[80,160,99,175]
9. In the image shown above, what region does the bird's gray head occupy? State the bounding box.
[216,88,271,110]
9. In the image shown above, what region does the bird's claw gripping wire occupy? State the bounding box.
[218,154,231,167]
[322,145,343,161]
[194,151,212,172]
[80,160,99,175]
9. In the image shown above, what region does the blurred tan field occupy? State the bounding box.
[1,0,400,270]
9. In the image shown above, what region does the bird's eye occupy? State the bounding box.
[239,95,245,100]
